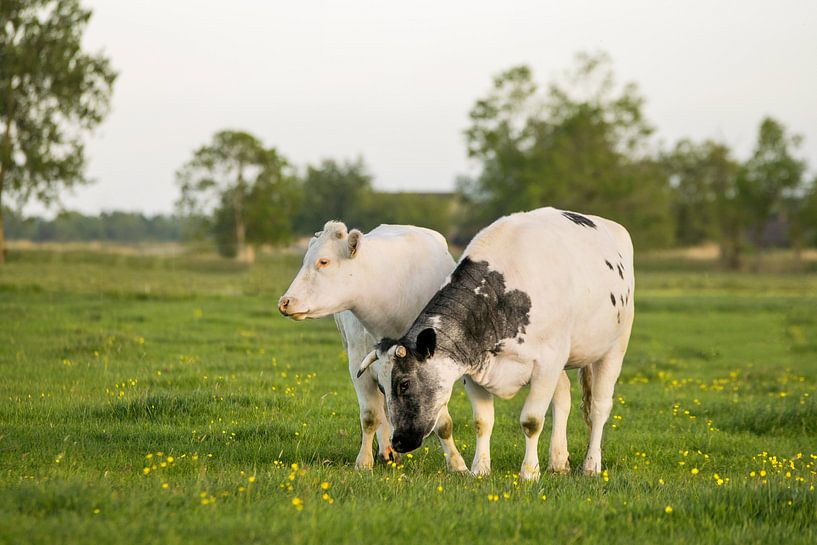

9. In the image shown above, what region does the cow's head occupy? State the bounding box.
[278,221,363,320]
[358,328,461,453]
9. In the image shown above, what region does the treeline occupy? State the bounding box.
[172,53,817,267]
[6,53,817,269]
[3,210,185,243]
[455,54,817,267]
[2,189,455,246]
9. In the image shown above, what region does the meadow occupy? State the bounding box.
[1,248,816,544]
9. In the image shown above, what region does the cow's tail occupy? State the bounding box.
[579,366,593,428]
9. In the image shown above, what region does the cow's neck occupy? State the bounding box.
[347,252,418,340]
[403,257,531,372]
[352,306,407,341]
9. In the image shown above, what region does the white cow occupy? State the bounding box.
[278,221,469,470]
[358,207,634,480]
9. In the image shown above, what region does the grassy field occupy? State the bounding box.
[1,249,816,544]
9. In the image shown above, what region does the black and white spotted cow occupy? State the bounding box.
[357,207,635,480]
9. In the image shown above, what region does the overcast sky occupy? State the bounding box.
[33,0,817,216]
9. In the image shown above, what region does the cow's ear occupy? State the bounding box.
[347,229,363,257]
[416,328,436,360]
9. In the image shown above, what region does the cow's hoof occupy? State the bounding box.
[548,460,571,474]
[446,454,469,473]
[471,460,491,477]
[520,464,541,482]
[376,448,401,465]
[582,458,601,476]
[354,457,374,471]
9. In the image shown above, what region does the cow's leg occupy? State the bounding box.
[433,405,468,472]
[350,368,387,470]
[547,371,571,473]
[581,351,624,475]
[374,398,399,464]
[337,313,378,469]
[519,359,564,481]
[464,377,494,476]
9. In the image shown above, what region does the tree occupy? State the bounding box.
[663,139,743,267]
[293,158,373,233]
[176,130,298,261]
[737,117,807,248]
[787,175,817,258]
[0,0,116,263]
[461,52,673,249]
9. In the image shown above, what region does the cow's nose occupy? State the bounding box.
[278,297,290,315]
[391,433,421,453]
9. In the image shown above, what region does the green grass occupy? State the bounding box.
[1,249,816,544]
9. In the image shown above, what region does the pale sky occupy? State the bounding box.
[31,0,817,216]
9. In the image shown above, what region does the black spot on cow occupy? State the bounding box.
[521,416,542,437]
[610,293,617,307]
[616,264,624,280]
[435,416,453,440]
[517,337,525,344]
[562,211,597,229]
[380,257,532,369]
[620,294,625,306]
[617,310,621,324]
[605,259,614,270]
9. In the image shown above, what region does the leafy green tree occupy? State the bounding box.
[294,158,373,233]
[737,117,807,247]
[0,0,117,263]
[210,189,242,258]
[176,130,298,261]
[663,139,743,267]
[244,157,301,246]
[461,52,672,249]
[788,176,817,257]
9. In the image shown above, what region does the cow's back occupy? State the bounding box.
[464,207,634,365]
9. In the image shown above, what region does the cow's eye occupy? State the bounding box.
[316,258,330,268]
[398,379,410,395]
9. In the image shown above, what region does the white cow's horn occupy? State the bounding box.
[356,350,378,378]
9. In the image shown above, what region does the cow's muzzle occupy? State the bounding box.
[278,296,309,320]
[391,431,423,453]
[277,296,291,316]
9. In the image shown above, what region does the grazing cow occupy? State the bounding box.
[278,221,469,471]
[358,207,634,480]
